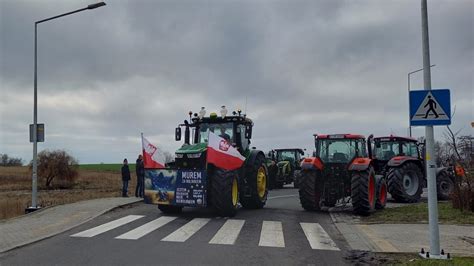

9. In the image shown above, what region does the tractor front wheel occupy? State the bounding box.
[437,171,454,200]
[351,167,376,215]
[298,170,322,211]
[211,168,239,217]
[240,154,268,209]
[387,162,423,203]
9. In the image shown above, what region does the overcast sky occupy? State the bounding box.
[1,0,472,164]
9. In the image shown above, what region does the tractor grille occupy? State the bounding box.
[175,152,207,169]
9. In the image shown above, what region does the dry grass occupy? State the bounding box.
[0,166,139,220]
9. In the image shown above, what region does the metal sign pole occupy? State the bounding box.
[421,0,440,256]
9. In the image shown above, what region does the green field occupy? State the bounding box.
[79,164,136,172]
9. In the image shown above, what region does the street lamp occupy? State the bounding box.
[407,64,435,137]
[28,2,106,213]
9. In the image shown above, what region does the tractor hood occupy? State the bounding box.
[175,143,207,154]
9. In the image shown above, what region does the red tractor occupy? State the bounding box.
[298,134,387,215]
[368,135,454,202]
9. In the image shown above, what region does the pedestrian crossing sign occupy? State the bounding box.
[410,89,451,126]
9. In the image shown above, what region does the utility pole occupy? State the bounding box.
[421,0,441,258]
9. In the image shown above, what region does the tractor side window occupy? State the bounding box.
[402,142,418,157]
[357,139,367,157]
[238,125,249,151]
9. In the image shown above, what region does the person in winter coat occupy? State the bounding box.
[135,154,145,198]
[121,159,131,197]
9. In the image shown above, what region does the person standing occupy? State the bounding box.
[135,154,145,198]
[121,159,130,197]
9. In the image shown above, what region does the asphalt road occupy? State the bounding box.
[0,187,350,265]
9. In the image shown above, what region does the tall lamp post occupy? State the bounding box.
[407,64,435,137]
[28,2,106,213]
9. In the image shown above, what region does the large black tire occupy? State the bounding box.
[375,176,387,210]
[240,154,268,209]
[298,170,322,211]
[351,167,376,216]
[158,204,183,214]
[211,168,239,217]
[293,170,301,188]
[437,171,454,200]
[387,162,423,203]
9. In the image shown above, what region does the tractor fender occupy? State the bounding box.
[242,149,267,179]
[348,158,372,171]
[300,157,323,171]
[387,156,422,168]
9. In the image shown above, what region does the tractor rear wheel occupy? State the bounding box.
[158,204,183,214]
[437,171,454,200]
[375,177,387,209]
[298,170,322,211]
[351,167,376,215]
[211,168,239,217]
[387,162,423,203]
[240,154,268,209]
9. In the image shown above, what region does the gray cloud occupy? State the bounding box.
[1,0,472,163]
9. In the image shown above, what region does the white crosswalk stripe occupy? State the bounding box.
[258,221,285,248]
[71,215,144,238]
[161,218,211,242]
[70,215,341,251]
[209,219,245,245]
[300,222,340,251]
[115,216,177,240]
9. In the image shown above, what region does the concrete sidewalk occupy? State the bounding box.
[332,211,474,256]
[0,197,142,253]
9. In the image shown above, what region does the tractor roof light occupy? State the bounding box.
[220,105,228,118]
[199,107,206,119]
[210,112,218,119]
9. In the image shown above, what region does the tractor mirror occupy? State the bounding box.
[245,125,252,139]
[175,127,181,141]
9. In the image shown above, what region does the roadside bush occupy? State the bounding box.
[0,154,23,166]
[451,164,474,212]
[30,150,79,189]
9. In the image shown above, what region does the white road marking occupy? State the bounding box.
[115,216,177,240]
[209,219,245,245]
[71,215,144,238]
[161,218,210,242]
[267,194,298,200]
[300,222,340,251]
[259,221,285,248]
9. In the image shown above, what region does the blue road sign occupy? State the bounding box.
[410,89,451,126]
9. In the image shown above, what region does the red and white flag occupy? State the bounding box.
[207,131,245,171]
[142,135,165,169]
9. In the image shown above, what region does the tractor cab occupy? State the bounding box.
[315,134,368,165]
[275,149,304,167]
[174,106,253,169]
[368,135,420,174]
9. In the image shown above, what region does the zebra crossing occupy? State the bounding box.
[71,215,340,251]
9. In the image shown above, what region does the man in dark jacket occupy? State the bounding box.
[135,155,145,198]
[121,159,131,197]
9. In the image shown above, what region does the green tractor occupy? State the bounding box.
[298,134,387,215]
[267,149,305,189]
[143,107,268,217]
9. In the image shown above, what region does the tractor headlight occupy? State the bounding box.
[187,153,202,159]
[175,153,184,159]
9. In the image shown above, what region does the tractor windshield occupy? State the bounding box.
[276,151,296,163]
[197,122,234,143]
[317,139,367,163]
[374,141,418,160]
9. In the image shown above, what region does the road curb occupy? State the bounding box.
[0,198,142,254]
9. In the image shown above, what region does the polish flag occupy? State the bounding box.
[142,135,165,169]
[207,132,245,171]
